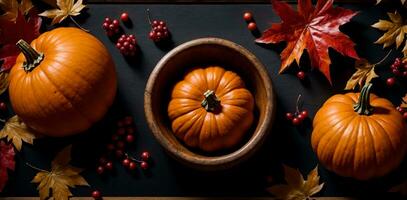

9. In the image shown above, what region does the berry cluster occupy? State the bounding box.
[286,110,308,125]
[116,34,137,56]
[96,116,151,175]
[102,18,120,37]
[387,58,407,87]
[243,11,257,31]
[149,20,170,42]
[396,106,407,120]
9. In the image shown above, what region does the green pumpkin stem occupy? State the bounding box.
[353,83,374,115]
[16,39,44,72]
[201,90,221,112]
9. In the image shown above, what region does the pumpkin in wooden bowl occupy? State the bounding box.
[144,38,275,170]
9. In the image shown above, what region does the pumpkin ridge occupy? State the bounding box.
[183,109,206,147]
[352,117,368,178]
[39,66,93,124]
[369,117,400,156]
[205,67,225,93]
[216,73,244,98]
[361,117,379,174]
[174,108,205,142]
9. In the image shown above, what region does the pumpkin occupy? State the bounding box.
[9,27,117,136]
[167,66,254,152]
[312,84,407,180]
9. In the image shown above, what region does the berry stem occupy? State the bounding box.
[295,94,302,115]
[69,16,90,32]
[25,162,49,173]
[146,9,152,25]
[375,49,392,66]
[125,153,143,163]
[0,118,6,123]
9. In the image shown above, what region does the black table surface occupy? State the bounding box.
[1,2,406,198]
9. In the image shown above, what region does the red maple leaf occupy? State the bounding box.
[0,9,41,71]
[0,141,15,192]
[256,0,360,84]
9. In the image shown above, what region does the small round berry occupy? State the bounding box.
[152,20,159,26]
[120,12,129,22]
[105,162,113,170]
[140,161,149,170]
[392,69,401,76]
[126,134,134,143]
[243,12,253,21]
[112,19,119,27]
[386,77,396,87]
[129,162,137,170]
[286,113,294,120]
[122,158,130,167]
[297,71,306,80]
[397,106,404,113]
[141,151,150,161]
[292,117,301,126]
[96,166,104,175]
[301,110,308,118]
[104,17,111,22]
[403,112,407,120]
[247,22,257,31]
[159,21,165,26]
[0,102,7,111]
[108,24,115,30]
[297,114,306,121]
[92,190,101,199]
[403,71,407,77]
[102,22,109,29]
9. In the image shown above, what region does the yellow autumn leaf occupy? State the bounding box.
[39,0,86,25]
[376,0,406,5]
[0,0,33,22]
[31,145,89,200]
[401,94,407,108]
[267,165,324,200]
[345,59,379,90]
[0,115,38,151]
[372,11,407,49]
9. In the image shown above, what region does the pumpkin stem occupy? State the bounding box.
[16,40,44,72]
[201,90,221,112]
[353,83,374,115]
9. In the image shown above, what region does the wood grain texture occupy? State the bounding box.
[144,38,276,170]
[0,197,357,200]
[86,0,373,4]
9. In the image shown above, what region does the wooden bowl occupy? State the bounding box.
[144,38,275,170]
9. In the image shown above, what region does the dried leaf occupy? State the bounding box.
[0,0,33,22]
[372,11,407,49]
[256,0,359,84]
[0,115,38,151]
[31,145,89,200]
[267,165,324,200]
[0,141,15,192]
[39,0,86,25]
[376,0,406,5]
[345,59,379,90]
[401,94,407,108]
[0,71,9,95]
[389,180,407,196]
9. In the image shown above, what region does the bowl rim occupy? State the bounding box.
[144,37,276,170]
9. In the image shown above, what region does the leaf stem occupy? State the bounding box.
[25,162,49,173]
[69,16,89,32]
[375,49,392,66]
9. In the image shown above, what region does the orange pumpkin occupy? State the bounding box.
[312,84,407,180]
[168,66,254,152]
[9,27,117,136]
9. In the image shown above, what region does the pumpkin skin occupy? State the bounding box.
[168,66,254,152]
[9,27,117,136]
[311,85,407,180]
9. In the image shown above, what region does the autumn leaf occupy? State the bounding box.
[39,0,86,25]
[0,141,15,192]
[401,94,407,108]
[0,71,9,95]
[0,8,41,71]
[267,165,324,200]
[31,145,89,200]
[389,180,407,196]
[0,0,33,22]
[372,11,407,61]
[0,115,38,151]
[376,0,406,5]
[256,0,359,84]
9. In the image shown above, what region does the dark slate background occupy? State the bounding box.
[1,2,406,198]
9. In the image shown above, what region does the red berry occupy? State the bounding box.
[96,166,104,174]
[122,158,130,167]
[403,71,407,77]
[104,17,111,22]
[129,162,137,170]
[397,106,404,113]
[286,113,294,120]
[140,161,149,170]
[292,117,301,125]
[141,151,150,161]
[0,102,7,111]
[247,22,257,31]
[403,112,407,120]
[120,12,129,22]
[126,134,134,143]
[92,190,101,199]
[386,77,396,87]
[124,116,133,125]
[297,114,306,121]
[392,69,401,76]
[297,71,306,80]
[301,110,308,118]
[105,162,113,170]
[243,12,253,21]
